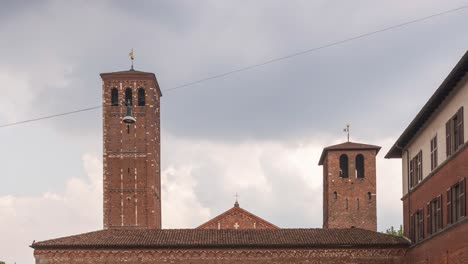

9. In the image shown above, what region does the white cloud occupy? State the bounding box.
[0,134,403,264]
[0,153,102,264]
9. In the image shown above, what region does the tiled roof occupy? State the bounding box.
[318,142,381,165]
[32,228,409,249]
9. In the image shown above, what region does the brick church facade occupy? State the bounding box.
[32,50,468,263]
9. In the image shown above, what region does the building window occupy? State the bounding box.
[410,208,424,243]
[447,178,466,225]
[345,199,348,210]
[125,88,133,105]
[430,135,438,171]
[355,154,364,178]
[409,151,422,189]
[333,191,337,200]
[357,198,360,210]
[137,88,145,106]
[368,192,372,200]
[111,88,119,106]
[446,107,464,157]
[339,154,349,178]
[426,195,442,236]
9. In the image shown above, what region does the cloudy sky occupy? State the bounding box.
[0,1,467,263]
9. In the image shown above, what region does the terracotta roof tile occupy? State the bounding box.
[32,228,409,249]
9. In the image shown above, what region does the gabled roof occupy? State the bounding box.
[386,50,468,158]
[197,203,279,229]
[100,69,163,96]
[318,142,381,165]
[31,228,409,249]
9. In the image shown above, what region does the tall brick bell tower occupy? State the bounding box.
[319,141,380,231]
[101,68,162,229]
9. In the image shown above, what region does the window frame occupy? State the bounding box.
[430,135,438,171]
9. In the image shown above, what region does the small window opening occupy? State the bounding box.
[111,88,118,106]
[137,88,145,106]
[339,154,349,178]
[357,198,360,209]
[125,88,133,106]
[356,154,364,178]
[368,192,372,200]
[333,191,337,200]
[345,198,348,210]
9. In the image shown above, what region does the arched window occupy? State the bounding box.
[137,88,145,106]
[356,154,365,178]
[125,88,133,106]
[111,88,118,106]
[339,154,349,178]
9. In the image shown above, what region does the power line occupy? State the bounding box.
[0,106,102,128]
[1,5,467,128]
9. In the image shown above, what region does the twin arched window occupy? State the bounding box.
[356,154,365,178]
[339,154,349,178]
[339,153,365,178]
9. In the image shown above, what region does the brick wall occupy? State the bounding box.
[402,145,468,238]
[198,207,278,229]
[323,149,377,231]
[102,74,161,229]
[34,248,406,264]
[403,219,468,263]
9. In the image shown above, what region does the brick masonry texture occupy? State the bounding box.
[401,144,468,263]
[197,205,279,229]
[101,71,162,229]
[34,248,406,264]
[322,146,378,231]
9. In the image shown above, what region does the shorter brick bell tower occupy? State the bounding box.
[319,141,380,231]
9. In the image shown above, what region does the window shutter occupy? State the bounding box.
[447,188,452,225]
[446,121,452,157]
[458,107,464,147]
[419,209,424,240]
[418,151,423,183]
[410,214,415,242]
[460,177,466,218]
[426,202,432,235]
[437,195,443,230]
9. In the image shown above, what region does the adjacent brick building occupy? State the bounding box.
[386,50,468,263]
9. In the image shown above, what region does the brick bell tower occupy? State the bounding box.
[318,141,380,231]
[100,68,162,229]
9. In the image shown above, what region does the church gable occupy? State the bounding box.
[197,202,279,230]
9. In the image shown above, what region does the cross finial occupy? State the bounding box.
[129,49,135,70]
[343,124,350,142]
[234,193,239,207]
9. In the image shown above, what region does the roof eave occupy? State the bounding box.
[385,50,468,159]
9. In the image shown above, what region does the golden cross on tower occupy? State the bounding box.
[129,49,135,70]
